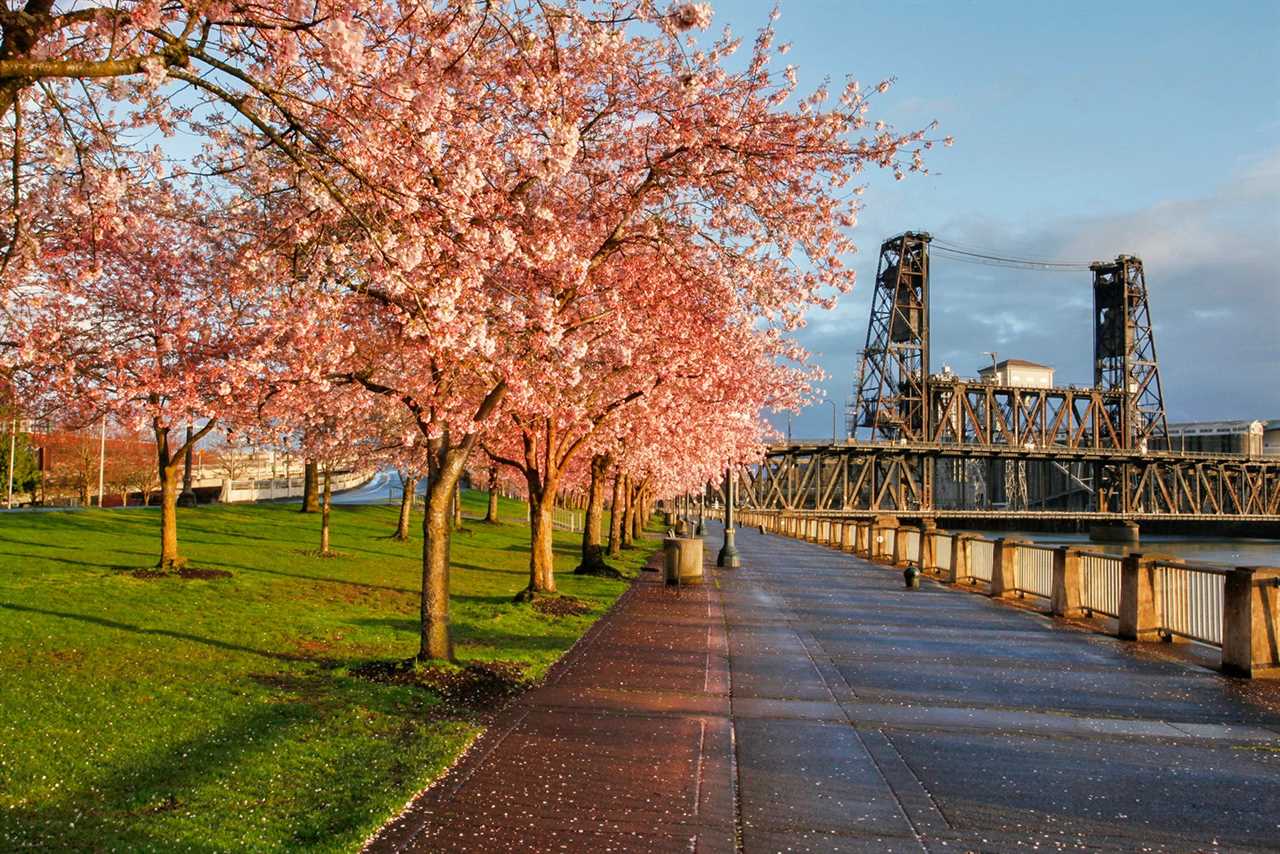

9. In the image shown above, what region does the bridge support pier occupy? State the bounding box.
[1090,521,1140,545]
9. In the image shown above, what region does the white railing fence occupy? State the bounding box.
[968,539,994,582]
[1079,552,1123,618]
[934,533,953,573]
[1155,561,1228,646]
[1014,544,1055,599]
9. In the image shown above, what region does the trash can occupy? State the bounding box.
[663,536,704,586]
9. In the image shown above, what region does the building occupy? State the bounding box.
[1159,420,1265,457]
[977,359,1055,388]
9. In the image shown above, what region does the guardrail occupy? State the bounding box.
[1155,561,1228,646]
[1079,552,1122,618]
[1014,544,1055,599]
[968,539,994,583]
[732,508,1280,678]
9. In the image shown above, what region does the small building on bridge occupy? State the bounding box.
[977,358,1055,388]
[1159,419,1266,457]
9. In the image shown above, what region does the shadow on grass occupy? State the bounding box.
[349,616,581,653]
[1,678,438,851]
[0,602,312,663]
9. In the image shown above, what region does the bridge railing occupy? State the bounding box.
[1153,560,1229,646]
[968,539,994,583]
[731,509,1279,678]
[1078,551,1123,619]
[1014,544,1055,599]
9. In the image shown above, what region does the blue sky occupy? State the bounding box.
[702,1,1280,437]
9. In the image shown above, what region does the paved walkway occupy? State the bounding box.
[368,525,1280,853]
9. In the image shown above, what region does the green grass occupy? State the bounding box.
[0,491,658,852]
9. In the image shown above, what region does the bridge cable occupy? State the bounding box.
[930,239,1094,272]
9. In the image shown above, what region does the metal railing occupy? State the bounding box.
[934,533,953,573]
[1014,544,1055,599]
[1079,552,1123,618]
[968,539,994,582]
[903,529,921,564]
[1155,561,1228,646]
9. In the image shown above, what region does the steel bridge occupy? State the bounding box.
[732,232,1280,522]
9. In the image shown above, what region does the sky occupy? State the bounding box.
[700,0,1280,439]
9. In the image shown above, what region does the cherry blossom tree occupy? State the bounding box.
[5,184,278,567]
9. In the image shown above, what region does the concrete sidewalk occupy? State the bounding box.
[368,526,1280,853]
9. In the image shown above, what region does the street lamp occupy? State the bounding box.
[716,466,741,568]
[826,399,838,443]
[983,351,999,379]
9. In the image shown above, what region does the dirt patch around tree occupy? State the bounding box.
[349,658,531,711]
[130,567,233,580]
[531,595,592,617]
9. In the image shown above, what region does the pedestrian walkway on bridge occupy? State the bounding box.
[367,523,1280,853]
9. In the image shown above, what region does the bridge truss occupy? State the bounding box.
[730,232,1277,523]
[735,443,1280,521]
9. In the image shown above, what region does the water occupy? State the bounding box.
[971,529,1280,568]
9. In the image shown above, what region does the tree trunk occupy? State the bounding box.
[394,472,416,541]
[320,468,333,555]
[607,469,624,557]
[621,475,636,549]
[453,482,463,528]
[301,460,320,513]
[484,465,499,523]
[631,481,646,540]
[421,444,468,661]
[576,455,617,576]
[157,461,183,569]
[517,470,559,601]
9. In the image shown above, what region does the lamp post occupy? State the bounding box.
[983,351,998,379]
[716,467,741,568]
[96,414,106,508]
[826,399,838,443]
[696,483,707,536]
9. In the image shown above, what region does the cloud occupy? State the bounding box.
[783,149,1280,437]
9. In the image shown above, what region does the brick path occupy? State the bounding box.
[367,526,1280,853]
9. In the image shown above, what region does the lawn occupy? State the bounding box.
[0,490,658,851]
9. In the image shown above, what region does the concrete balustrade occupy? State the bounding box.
[989,537,1026,599]
[736,511,1273,679]
[1222,567,1280,678]
[1051,547,1084,618]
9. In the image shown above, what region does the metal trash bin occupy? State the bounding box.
[663,536,704,586]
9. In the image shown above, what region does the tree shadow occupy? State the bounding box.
[0,602,311,663]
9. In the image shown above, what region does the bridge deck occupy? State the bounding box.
[370,525,1280,853]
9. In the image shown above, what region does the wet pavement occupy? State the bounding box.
[367,524,1280,853]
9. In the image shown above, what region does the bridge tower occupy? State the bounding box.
[852,232,932,441]
[1090,255,1168,447]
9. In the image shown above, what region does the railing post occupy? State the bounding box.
[856,522,872,558]
[948,533,973,584]
[1222,566,1280,678]
[920,521,936,572]
[1119,553,1162,641]
[990,537,1019,598]
[1051,546,1084,618]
